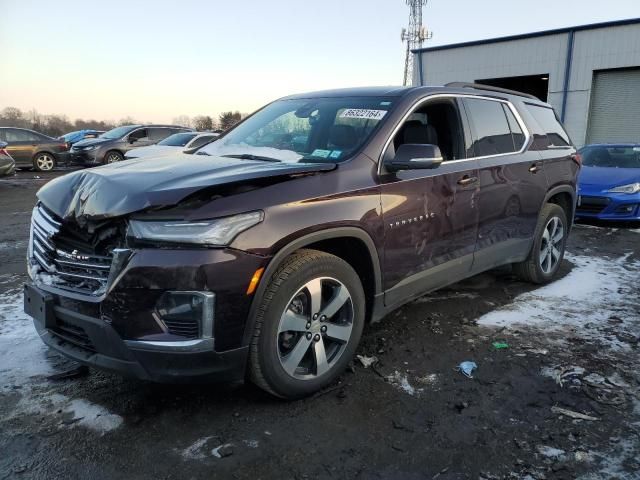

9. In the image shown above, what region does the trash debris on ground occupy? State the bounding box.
[491,341,509,350]
[211,443,234,458]
[550,406,599,421]
[541,365,585,387]
[356,354,378,368]
[456,361,477,378]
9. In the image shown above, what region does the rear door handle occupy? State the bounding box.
[529,163,543,173]
[457,175,478,186]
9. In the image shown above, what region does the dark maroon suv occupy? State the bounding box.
[24,83,579,399]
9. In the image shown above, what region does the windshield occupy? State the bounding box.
[158,132,198,147]
[581,146,640,168]
[101,125,138,140]
[199,97,395,163]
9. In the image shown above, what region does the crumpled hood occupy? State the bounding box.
[37,154,335,221]
[578,166,640,188]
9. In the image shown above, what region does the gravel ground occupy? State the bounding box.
[1,169,639,480]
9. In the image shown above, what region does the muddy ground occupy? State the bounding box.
[1,169,639,480]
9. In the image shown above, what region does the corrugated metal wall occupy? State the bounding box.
[586,68,640,143]
[416,22,640,146]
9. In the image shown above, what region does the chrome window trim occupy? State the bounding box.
[377,93,532,173]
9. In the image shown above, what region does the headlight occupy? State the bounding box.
[127,211,264,246]
[83,145,97,151]
[607,182,640,194]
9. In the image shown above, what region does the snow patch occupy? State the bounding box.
[0,292,54,387]
[477,253,640,349]
[63,399,123,434]
[180,436,214,460]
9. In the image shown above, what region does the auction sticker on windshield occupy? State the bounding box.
[340,109,387,120]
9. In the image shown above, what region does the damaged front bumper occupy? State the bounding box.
[24,245,270,382]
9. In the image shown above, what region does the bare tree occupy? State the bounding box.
[117,116,137,126]
[192,115,214,131]
[172,115,192,128]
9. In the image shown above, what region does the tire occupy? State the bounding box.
[33,152,56,172]
[513,203,568,284]
[249,249,365,399]
[104,151,123,164]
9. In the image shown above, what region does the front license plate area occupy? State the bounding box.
[24,284,55,328]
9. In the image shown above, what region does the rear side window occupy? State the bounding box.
[149,128,173,141]
[463,98,516,156]
[527,105,571,149]
[3,129,42,142]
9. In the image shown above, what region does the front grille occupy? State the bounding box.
[51,319,96,351]
[163,318,200,338]
[30,204,121,296]
[577,196,610,214]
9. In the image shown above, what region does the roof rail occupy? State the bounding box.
[445,82,539,101]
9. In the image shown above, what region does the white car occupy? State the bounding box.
[124,132,218,159]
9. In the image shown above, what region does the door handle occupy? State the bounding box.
[529,163,542,173]
[457,175,478,186]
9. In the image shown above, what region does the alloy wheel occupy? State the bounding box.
[539,216,564,274]
[276,277,354,380]
[36,154,54,171]
[106,153,121,163]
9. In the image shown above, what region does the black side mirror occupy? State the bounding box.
[386,144,443,172]
[0,141,7,149]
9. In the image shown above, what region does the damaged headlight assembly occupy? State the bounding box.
[127,211,264,246]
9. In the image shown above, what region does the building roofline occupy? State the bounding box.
[412,17,640,54]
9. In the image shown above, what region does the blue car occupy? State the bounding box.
[59,129,104,147]
[576,144,640,222]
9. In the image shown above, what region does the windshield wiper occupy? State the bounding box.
[222,153,281,163]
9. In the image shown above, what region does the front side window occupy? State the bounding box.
[129,129,148,142]
[390,98,467,161]
[464,98,516,157]
[198,97,395,163]
[581,146,640,168]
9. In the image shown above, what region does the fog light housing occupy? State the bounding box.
[155,291,215,339]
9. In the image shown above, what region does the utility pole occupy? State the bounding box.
[401,0,432,86]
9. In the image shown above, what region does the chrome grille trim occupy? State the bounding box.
[29,204,123,297]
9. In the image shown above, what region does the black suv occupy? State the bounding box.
[24,84,579,399]
[69,124,192,165]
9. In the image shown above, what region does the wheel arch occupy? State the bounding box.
[544,185,575,230]
[241,227,382,346]
[32,150,58,161]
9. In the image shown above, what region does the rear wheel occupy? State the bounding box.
[104,151,123,164]
[33,152,56,172]
[513,203,568,284]
[249,249,365,399]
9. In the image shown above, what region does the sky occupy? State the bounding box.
[0,0,638,124]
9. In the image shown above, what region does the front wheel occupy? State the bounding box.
[33,152,56,172]
[249,249,365,399]
[104,151,123,164]
[513,203,568,284]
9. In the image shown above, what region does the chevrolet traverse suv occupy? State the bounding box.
[24,84,579,399]
[69,124,192,166]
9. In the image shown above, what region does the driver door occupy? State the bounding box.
[380,96,480,308]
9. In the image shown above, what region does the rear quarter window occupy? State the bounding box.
[463,98,517,156]
[526,104,571,149]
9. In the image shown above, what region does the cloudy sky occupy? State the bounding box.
[0,0,638,123]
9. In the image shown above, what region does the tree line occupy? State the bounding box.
[0,107,245,138]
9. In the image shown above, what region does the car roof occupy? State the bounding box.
[279,85,551,107]
[582,143,640,148]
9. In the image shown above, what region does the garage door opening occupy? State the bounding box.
[475,74,549,101]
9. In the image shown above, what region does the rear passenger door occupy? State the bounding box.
[149,127,174,144]
[462,97,548,272]
[380,96,480,308]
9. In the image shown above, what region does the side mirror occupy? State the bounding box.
[0,141,7,149]
[386,144,443,172]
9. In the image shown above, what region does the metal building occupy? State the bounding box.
[412,18,640,147]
